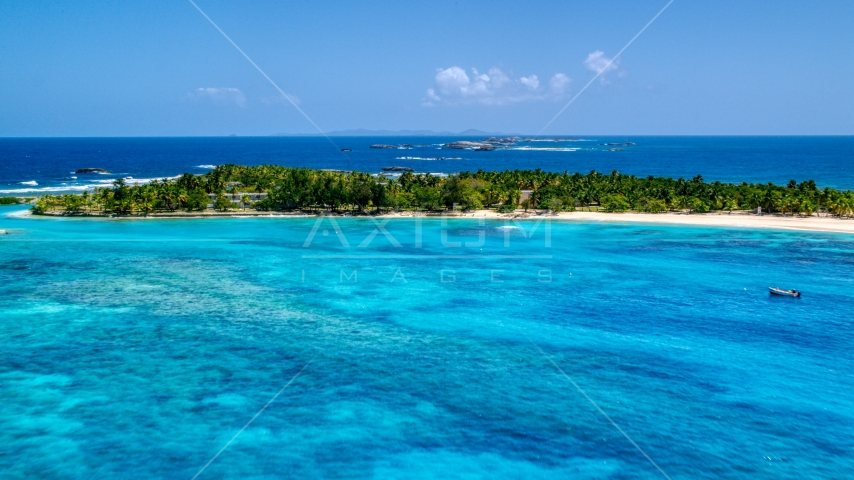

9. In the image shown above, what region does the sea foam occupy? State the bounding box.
[0,176,176,194]
[510,147,580,152]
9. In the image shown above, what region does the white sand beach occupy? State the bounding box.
[449,210,854,234]
[9,207,854,234]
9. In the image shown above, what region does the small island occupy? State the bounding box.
[75,168,111,174]
[443,141,497,151]
[24,165,854,233]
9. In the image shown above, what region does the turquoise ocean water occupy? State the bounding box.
[1,206,853,478]
[0,207,854,478]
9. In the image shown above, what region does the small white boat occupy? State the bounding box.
[769,287,801,297]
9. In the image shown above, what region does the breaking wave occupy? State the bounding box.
[0,176,178,194]
[510,147,580,152]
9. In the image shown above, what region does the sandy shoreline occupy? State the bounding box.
[6,207,854,234]
[557,211,854,233]
[433,210,854,233]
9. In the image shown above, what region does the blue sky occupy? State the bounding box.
[1,0,852,136]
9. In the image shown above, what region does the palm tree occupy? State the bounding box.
[97,188,113,213]
[79,191,90,213]
[798,199,817,217]
[722,197,739,214]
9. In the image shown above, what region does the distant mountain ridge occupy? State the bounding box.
[273,128,511,137]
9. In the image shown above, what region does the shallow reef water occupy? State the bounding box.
[1,207,853,478]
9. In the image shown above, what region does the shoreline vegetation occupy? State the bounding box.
[0,197,32,205]
[22,164,854,232]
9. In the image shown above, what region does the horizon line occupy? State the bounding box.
[1,134,852,139]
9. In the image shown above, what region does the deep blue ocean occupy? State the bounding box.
[1,136,853,195]
[2,137,854,478]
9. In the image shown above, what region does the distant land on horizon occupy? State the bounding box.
[272,128,512,137]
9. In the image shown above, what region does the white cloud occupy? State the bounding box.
[424,67,570,106]
[583,51,624,84]
[549,73,571,96]
[436,66,471,93]
[426,88,441,102]
[191,87,246,107]
[519,75,539,90]
[583,51,618,74]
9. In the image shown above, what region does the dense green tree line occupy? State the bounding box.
[31,165,854,217]
[0,197,31,205]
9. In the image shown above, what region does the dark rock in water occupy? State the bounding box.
[484,136,520,145]
[341,148,352,152]
[369,144,398,149]
[600,142,635,147]
[381,166,414,172]
[444,141,497,151]
[75,168,111,174]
